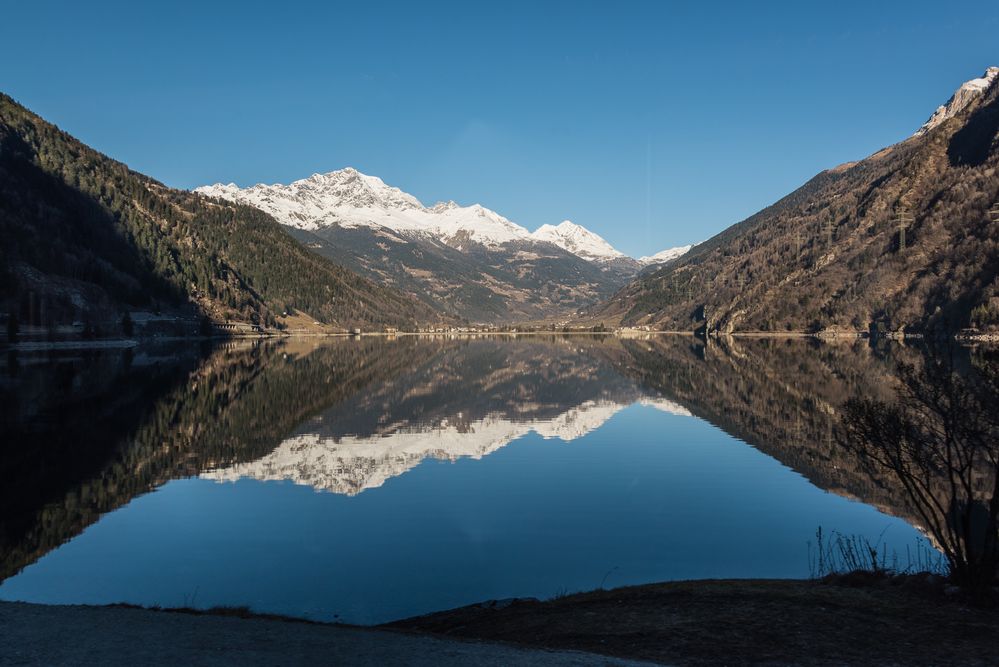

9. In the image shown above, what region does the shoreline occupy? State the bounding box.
[387,577,998,665]
[4,328,996,352]
[0,601,643,667]
[3,577,996,665]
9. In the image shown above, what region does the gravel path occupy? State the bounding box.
[0,602,660,666]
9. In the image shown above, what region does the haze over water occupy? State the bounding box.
[0,336,939,623]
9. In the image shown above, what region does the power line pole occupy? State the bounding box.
[896,207,913,253]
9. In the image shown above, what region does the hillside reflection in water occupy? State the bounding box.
[0,335,958,623]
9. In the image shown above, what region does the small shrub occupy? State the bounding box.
[808,526,947,579]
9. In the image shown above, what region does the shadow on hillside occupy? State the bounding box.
[948,93,999,167]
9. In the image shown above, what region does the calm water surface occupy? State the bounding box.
[0,336,939,623]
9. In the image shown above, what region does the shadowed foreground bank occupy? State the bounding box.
[0,601,653,666]
[387,579,999,666]
[4,578,998,666]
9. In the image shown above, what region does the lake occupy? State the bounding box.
[0,335,945,624]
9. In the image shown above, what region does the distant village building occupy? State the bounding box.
[215,321,263,335]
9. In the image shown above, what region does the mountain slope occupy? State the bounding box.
[196,170,678,322]
[0,94,439,332]
[285,225,626,322]
[588,68,999,334]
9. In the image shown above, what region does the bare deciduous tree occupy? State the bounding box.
[841,349,999,598]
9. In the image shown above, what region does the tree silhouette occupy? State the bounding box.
[841,349,999,598]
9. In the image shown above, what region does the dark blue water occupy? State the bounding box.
[0,337,937,623]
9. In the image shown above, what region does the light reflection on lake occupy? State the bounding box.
[0,336,948,623]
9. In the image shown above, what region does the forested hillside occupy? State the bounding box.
[0,94,440,332]
[589,73,999,335]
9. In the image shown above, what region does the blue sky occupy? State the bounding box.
[3,1,997,257]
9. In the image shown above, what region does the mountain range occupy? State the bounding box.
[2,66,998,334]
[195,170,689,322]
[195,170,683,264]
[588,67,999,334]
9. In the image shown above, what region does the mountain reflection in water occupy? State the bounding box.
[1,335,978,622]
[202,398,692,495]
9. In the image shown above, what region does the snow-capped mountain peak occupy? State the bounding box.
[531,220,626,262]
[195,168,534,245]
[638,244,695,266]
[429,200,460,213]
[195,168,692,266]
[280,168,424,211]
[915,67,999,136]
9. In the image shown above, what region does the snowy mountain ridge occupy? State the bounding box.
[532,220,626,262]
[915,67,999,136]
[195,168,688,264]
[638,244,696,266]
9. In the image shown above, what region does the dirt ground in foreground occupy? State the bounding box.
[0,600,653,666]
[385,577,999,666]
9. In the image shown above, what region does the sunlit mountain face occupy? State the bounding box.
[194,169,687,322]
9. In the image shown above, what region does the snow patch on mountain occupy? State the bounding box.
[531,220,626,262]
[914,67,999,136]
[197,168,529,248]
[638,244,695,266]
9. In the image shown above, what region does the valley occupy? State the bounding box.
[5,6,999,666]
[196,170,687,322]
[5,68,999,338]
